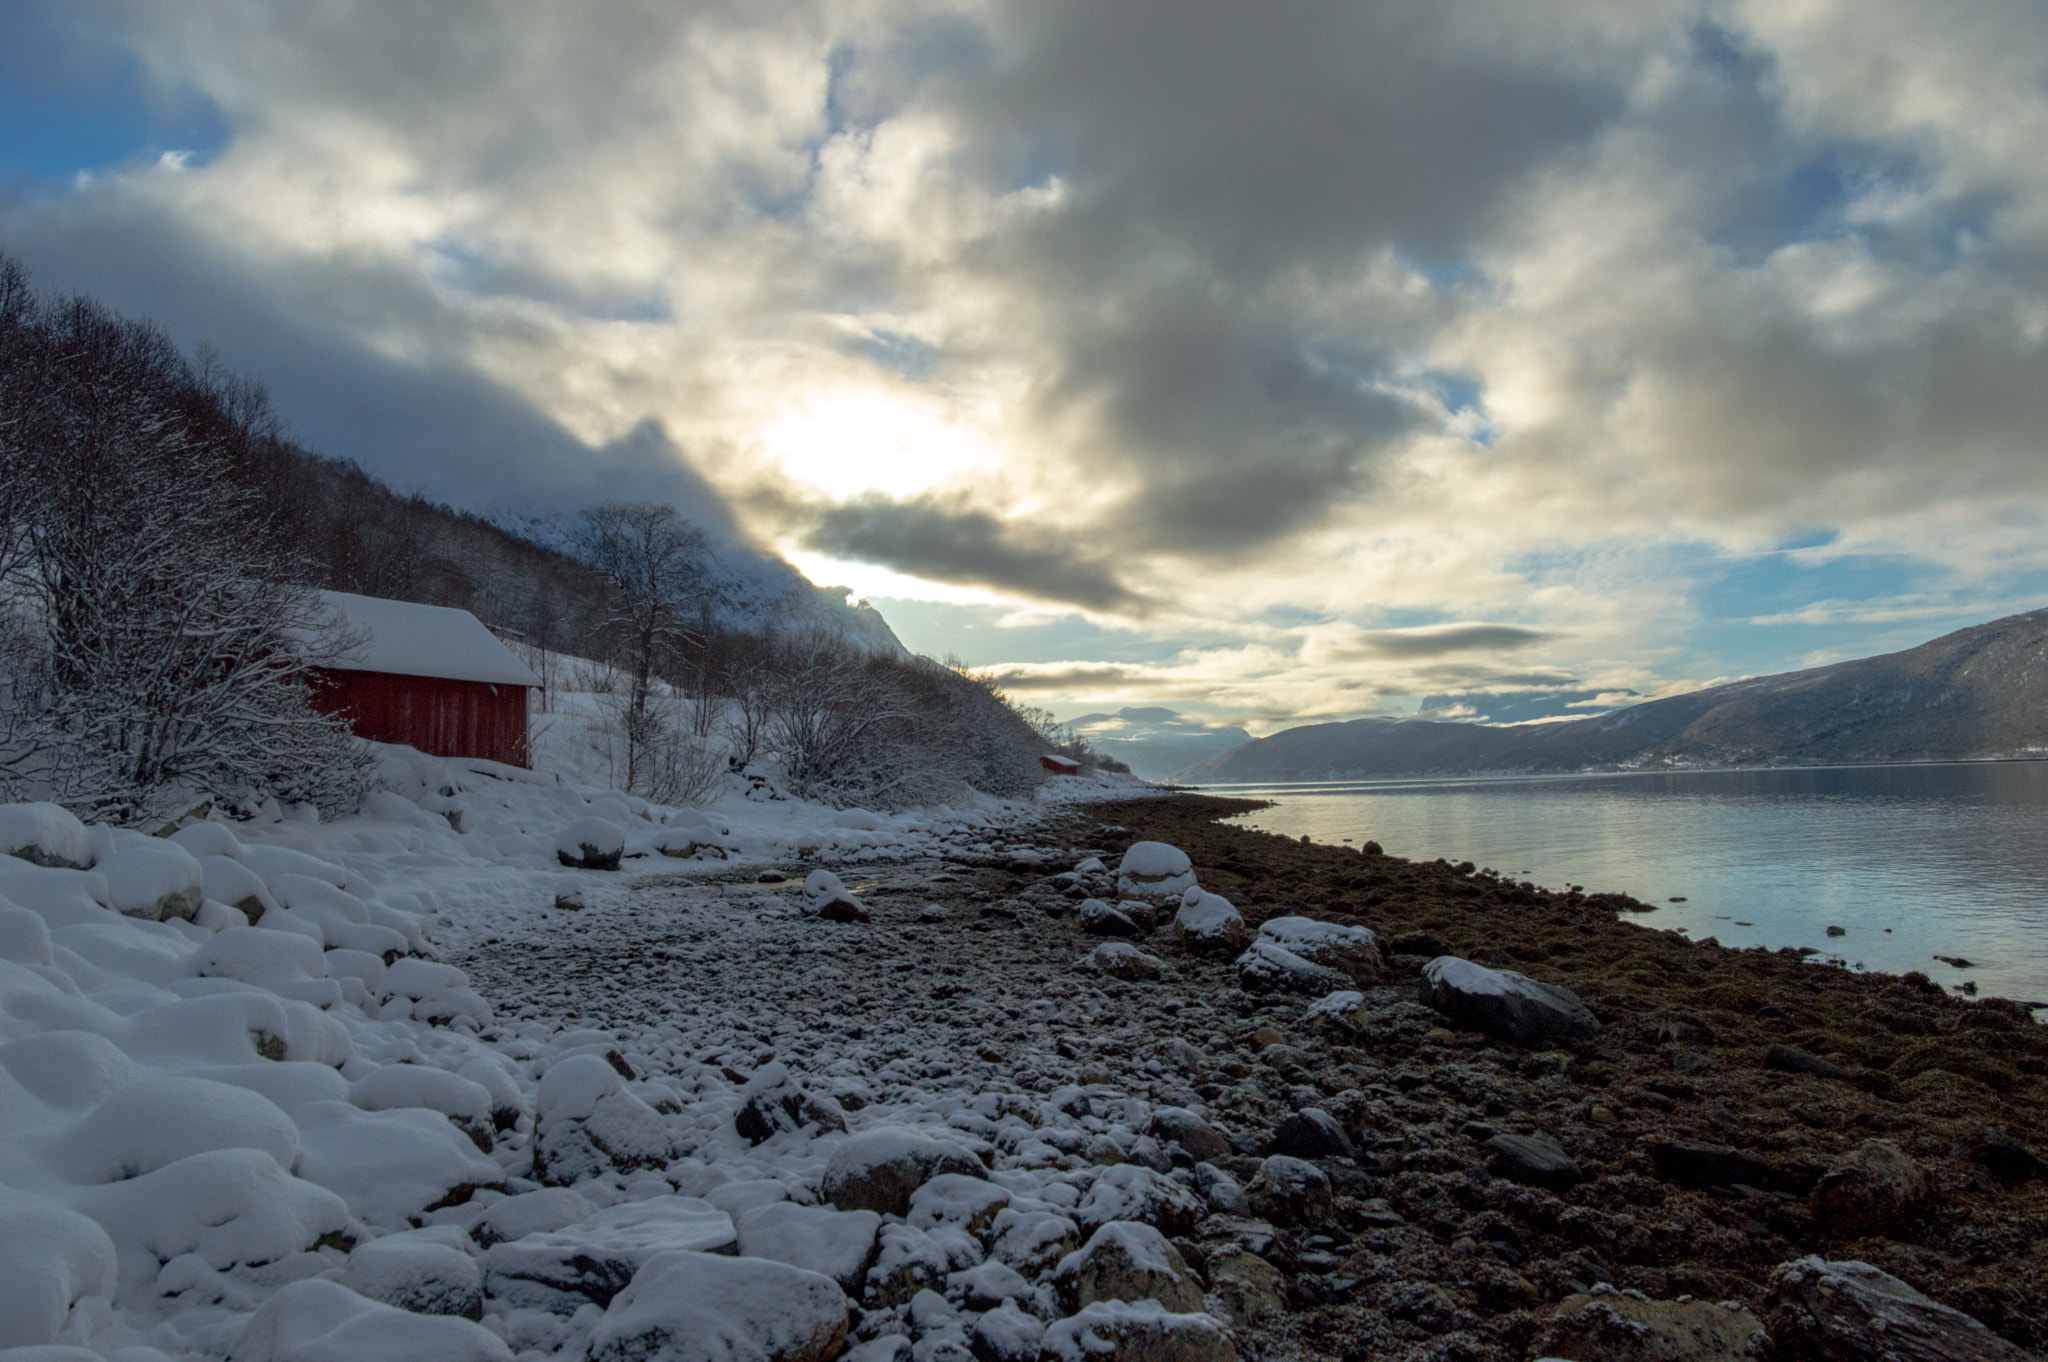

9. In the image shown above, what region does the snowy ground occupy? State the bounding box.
[0,730,1195,1362]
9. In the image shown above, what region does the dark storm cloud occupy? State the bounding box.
[1348,624,1554,658]
[983,663,1158,692]
[800,493,1145,613]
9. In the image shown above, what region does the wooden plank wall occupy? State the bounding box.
[310,668,529,767]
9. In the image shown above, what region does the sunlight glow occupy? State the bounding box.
[757,387,996,500]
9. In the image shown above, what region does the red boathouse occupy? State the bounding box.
[308,591,542,767]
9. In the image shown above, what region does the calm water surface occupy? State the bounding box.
[1199,763,2048,1009]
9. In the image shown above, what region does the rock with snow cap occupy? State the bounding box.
[864,1221,952,1307]
[350,1064,497,1151]
[1052,1221,1203,1314]
[822,1126,987,1217]
[736,1201,881,1294]
[1115,843,1197,905]
[554,817,625,871]
[585,1250,847,1362]
[1246,1155,1331,1226]
[1172,891,1250,956]
[225,1277,513,1362]
[970,1300,1046,1362]
[469,1188,596,1248]
[0,802,94,871]
[341,1229,484,1319]
[1252,916,1382,984]
[1075,1164,1206,1238]
[293,1101,505,1230]
[1299,989,1369,1037]
[1080,899,1143,937]
[988,1207,1081,1276]
[1146,1108,1230,1164]
[1077,941,1164,981]
[1234,940,1352,996]
[950,1258,1036,1311]
[1040,1300,1237,1362]
[1762,1256,2029,1361]
[908,1173,1014,1241]
[734,1061,849,1143]
[802,869,870,922]
[482,1198,737,1312]
[1418,955,1600,1044]
[0,1186,116,1350]
[97,843,205,922]
[531,1053,676,1185]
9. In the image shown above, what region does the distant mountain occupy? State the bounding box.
[1066,707,1254,780]
[1175,608,2048,782]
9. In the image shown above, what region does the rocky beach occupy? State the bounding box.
[448,792,2048,1361]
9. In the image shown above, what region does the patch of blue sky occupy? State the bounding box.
[852,328,937,380]
[0,19,226,183]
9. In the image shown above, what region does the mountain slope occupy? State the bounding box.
[1065,707,1253,780]
[1176,608,2048,781]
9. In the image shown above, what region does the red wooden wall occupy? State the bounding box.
[310,668,529,767]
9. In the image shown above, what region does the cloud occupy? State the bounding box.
[1340,623,1554,659]
[981,662,1166,692]
[798,492,1146,613]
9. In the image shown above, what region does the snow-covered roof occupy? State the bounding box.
[311,590,542,687]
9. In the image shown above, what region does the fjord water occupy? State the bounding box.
[1203,762,2048,1009]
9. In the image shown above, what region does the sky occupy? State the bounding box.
[5,1,2047,736]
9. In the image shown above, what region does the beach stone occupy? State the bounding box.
[1761,1255,2030,1361]
[988,1207,1081,1275]
[1078,941,1164,981]
[1052,1221,1203,1313]
[736,1202,881,1294]
[532,1056,675,1185]
[1766,1044,1848,1082]
[733,1062,848,1143]
[1172,891,1250,959]
[1040,1300,1237,1362]
[586,1250,847,1362]
[1270,1108,1353,1160]
[1247,1155,1332,1226]
[1115,842,1197,904]
[802,869,869,922]
[1193,1163,1249,1215]
[950,1259,1034,1311]
[1650,1141,1784,1192]
[481,1198,736,1312]
[554,817,624,871]
[1205,1248,1285,1326]
[1419,956,1600,1044]
[227,1278,512,1362]
[1235,940,1352,995]
[969,1301,1045,1362]
[1081,899,1143,937]
[1076,1164,1206,1238]
[1483,1132,1585,1191]
[470,1188,596,1248]
[342,1232,484,1319]
[1147,1108,1230,1164]
[0,801,93,869]
[1537,1289,1765,1361]
[1811,1140,1929,1240]
[823,1127,986,1217]
[864,1222,951,1307]
[1388,929,1449,958]
[1965,1125,2048,1182]
[1252,916,1383,984]
[1299,989,1369,1037]
[908,1173,1013,1241]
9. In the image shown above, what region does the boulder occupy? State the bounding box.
[98,843,205,921]
[1299,989,1369,1037]
[736,1201,881,1294]
[1040,1301,1237,1362]
[970,1301,1045,1362]
[1235,941,1352,996]
[1270,1108,1352,1160]
[1146,1108,1230,1164]
[0,1186,116,1350]
[482,1198,736,1312]
[1078,942,1164,981]
[988,1207,1081,1276]
[864,1222,951,1307]
[0,802,93,870]
[1537,1289,1765,1362]
[342,1230,484,1319]
[226,1278,512,1362]
[1075,1164,1206,1238]
[1761,1255,2031,1361]
[951,1259,1034,1311]
[1173,891,1250,956]
[1204,1249,1284,1327]
[733,1062,849,1143]
[800,869,869,922]
[350,1065,498,1152]
[1650,1141,1797,1193]
[1418,956,1600,1044]
[469,1188,596,1248]
[1080,899,1143,937]
[1052,1221,1203,1314]
[822,1127,987,1217]
[1116,843,1197,904]
[1482,1132,1585,1191]
[586,1250,847,1362]
[531,1054,675,1185]
[1193,1162,1249,1215]
[1965,1125,2048,1183]
[1252,917,1382,984]
[1811,1139,1929,1240]
[1247,1155,1331,1226]
[907,1173,1014,1241]
[1765,1044,1848,1082]
[293,1102,504,1230]
[554,817,625,871]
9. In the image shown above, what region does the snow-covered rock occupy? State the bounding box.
[988,1207,1080,1276]
[1040,1299,1237,1362]
[0,1186,117,1350]
[585,1250,847,1362]
[532,1053,676,1185]
[907,1173,1014,1240]
[1234,940,1352,995]
[0,802,93,870]
[97,843,205,922]
[1246,1154,1331,1226]
[340,1229,484,1318]
[735,1201,882,1293]
[350,1064,497,1150]
[1252,916,1381,983]
[801,869,869,923]
[482,1198,736,1312]
[1079,898,1142,937]
[734,1061,849,1143]
[1418,955,1601,1044]
[1075,941,1164,981]
[1115,842,1196,904]
[293,1102,503,1229]
[1172,890,1248,955]
[864,1222,952,1307]
[822,1127,986,1217]
[470,1188,598,1248]
[1300,989,1368,1036]
[1053,1221,1204,1313]
[225,1277,512,1362]
[555,817,625,871]
[1074,1165,1205,1238]
[378,959,492,1026]
[970,1301,1046,1362]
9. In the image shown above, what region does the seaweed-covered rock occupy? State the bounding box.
[1418,956,1600,1044]
[1761,1256,2030,1361]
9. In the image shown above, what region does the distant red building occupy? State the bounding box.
[1040,753,1081,775]
[307,591,541,767]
